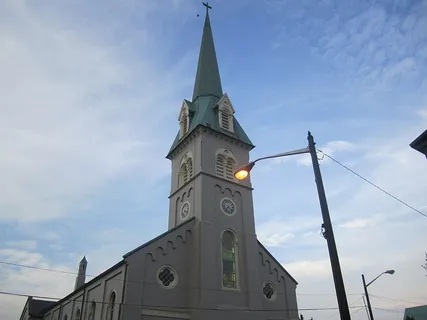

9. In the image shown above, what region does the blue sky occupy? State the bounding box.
[1,0,427,319]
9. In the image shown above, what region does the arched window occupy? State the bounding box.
[74,309,80,320]
[88,301,96,320]
[215,149,237,181]
[178,153,194,187]
[222,231,237,289]
[106,292,116,320]
[179,107,189,138]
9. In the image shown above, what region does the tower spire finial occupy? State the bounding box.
[202,1,212,14]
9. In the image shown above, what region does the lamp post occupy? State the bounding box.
[362,270,395,320]
[235,131,351,320]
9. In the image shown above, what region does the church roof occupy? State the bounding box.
[27,297,57,318]
[192,9,223,101]
[410,129,427,157]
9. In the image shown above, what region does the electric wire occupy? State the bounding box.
[0,290,366,312]
[370,294,424,306]
[0,259,364,297]
[317,149,427,219]
[322,295,364,320]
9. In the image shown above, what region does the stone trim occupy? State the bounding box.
[141,308,190,319]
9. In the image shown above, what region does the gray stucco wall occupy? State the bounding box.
[41,264,126,320]
[121,219,194,320]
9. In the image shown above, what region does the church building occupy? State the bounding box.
[19,5,299,320]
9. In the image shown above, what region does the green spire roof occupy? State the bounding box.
[166,5,254,159]
[192,9,223,101]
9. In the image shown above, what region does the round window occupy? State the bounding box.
[157,266,178,288]
[180,202,190,220]
[262,282,277,301]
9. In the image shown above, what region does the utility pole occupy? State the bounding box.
[308,132,351,320]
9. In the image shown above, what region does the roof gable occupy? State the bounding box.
[258,240,298,285]
[123,217,195,258]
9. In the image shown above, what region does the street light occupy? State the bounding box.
[235,131,351,320]
[362,270,395,320]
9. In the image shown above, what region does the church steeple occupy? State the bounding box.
[192,3,223,101]
[167,2,253,159]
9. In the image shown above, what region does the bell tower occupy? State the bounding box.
[165,3,265,311]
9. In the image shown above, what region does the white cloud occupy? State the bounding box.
[338,218,375,229]
[258,232,295,247]
[0,0,191,223]
[0,248,76,320]
[6,240,38,250]
[418,107,427,119]
[283,259,332,279]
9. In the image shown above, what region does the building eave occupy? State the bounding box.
[257,240,298,285]
[166,124,255,160]
[410,129,427,156]
[123,217,196,258]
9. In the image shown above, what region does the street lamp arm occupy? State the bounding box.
[366,270,394,287]
[366,272,385,287]
[252,147,310,163]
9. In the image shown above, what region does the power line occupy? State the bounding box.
[323,295,364,320]
[372,307,404,314]
[0,259,364,297]
[317,149,427,219]
[350,307,365,316]
[370,294,421,307]
[0,290,366,312]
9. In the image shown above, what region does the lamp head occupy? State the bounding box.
[234,162,255,180]
[385,269,395,275]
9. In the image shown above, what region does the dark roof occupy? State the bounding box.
[404,304,427,319]
[123,217,195,258]
[410,129,427,156]
[257,240,298,285]
[42,260,126,313]
[29,298,57,317]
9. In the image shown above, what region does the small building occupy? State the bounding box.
[410,129,427,158]
[18,4,299,320]
[19,297,56,320]
[403,304,427,319]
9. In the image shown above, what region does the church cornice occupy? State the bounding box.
[169,170,253,199]
[167,124,253,160]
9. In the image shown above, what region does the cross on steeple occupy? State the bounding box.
[202,2,212,14]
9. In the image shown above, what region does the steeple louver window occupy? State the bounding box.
[225,158,234,180]
[179,107,189,138]
[178,153,194,187]
[215,149,237,181]
[216,154,225,177]
[218,100,234,132]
